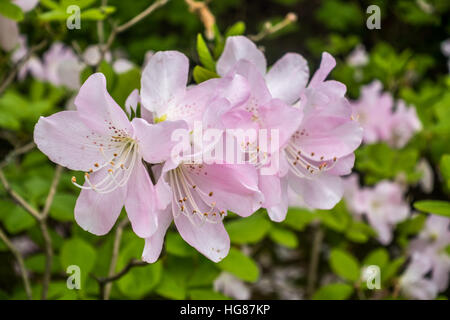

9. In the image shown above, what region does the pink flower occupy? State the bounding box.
[387,100,422,148]
[409,215,450,292]
[350,80,394,144]
[216,36,362,221]
[34,73,183,238]
[0,0,38,51]
[400,252,438,300]
[216,36,305,222]
[140,51,263,262]
[350,81,421,148]
[41,42,84,90]
[344,179,409,244]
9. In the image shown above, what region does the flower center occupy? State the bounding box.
[169,166,225,226]
[285,140,337,178]
[71,136,139,194]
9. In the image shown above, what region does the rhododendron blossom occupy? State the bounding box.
[34,73,184,238]
[216,36,363,221]
[140,51,263,262]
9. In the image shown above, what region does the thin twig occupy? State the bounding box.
[0,170,41,220]
[103,218,129,300]
[249,13,297,42]
[0,40,47,96]
[0,142,35,170]
[38,220,52,300]
[185,0,215,40]
[97,259,147,283]
[98,0,168,66]
[306,225,324,298]
[41,165,63,219]
[0,226,32,300]
[39,165,63,299]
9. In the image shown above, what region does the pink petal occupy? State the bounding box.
[142,206,173,263]
[34,111,108,171]
[217,36,267,76]
[266,176,289,222]
[288,173,343,209]
[259,174,281,208]
[294,115,363,161]
[140,51,188,117]
[132,118,189,164]
[308,52,336,88]
[0,16,19,51]
[124,160,158,238]
[174,212,230,262]
[74,173,127,236]
[185,163,263,217]
[327,153,355,176]
[265,53,309,104]
[75,73,132,135]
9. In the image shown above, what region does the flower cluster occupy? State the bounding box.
[34,36,363,263]
[350,80,422,148]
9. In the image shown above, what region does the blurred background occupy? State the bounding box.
[0,0,449,300]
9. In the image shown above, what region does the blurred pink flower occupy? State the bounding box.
[409,215,450,292]
[346,44,369,68]
[140,51,263,262]
[0,0,38,51]
[350,81,421,148]
[387,100,422,148]
[34,73,182,239]
[214,272,250,300]
[400,252,438,300]
[344,178,409,244]
[350,80,394,144]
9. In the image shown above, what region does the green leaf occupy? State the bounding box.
[282,207,316,231]
[60,238,96,285]
[111,67,141,107]
[4,206,36,234]
[0,0,24,21]
[345,221,375,243]
[25,254,61,273]
[225,21,246,37]
[329,248,360,282]
[193,65,219,84]
[80,66,93,85]
[187,261,220,288]
[50,193,77,222]
[225,214,271,244]
[61,0,97,10]
[269,227,298,248]
[165,231,196,257]
[98,61,115,91]
[414,200,450,217]
[189,289,230,300]
[155,271,186,300]
[40,0,60,10]
[116,237,162,299]
[39,9,68,21]
[196,33,216,72]
[80,6,116,20]
[383,257,405,284]
[440,154,450,190]
[312,283,354,300]
[217,248,259,282]
[317,201,350,232]
[363,248,389,270]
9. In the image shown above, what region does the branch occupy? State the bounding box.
[41,165,63,219]
[249,13,297,42]
[0,170,41,220]
[103,218,129,300]
[39,165,63,299]
[99,0,169,65]
[184,0,215,40]
[0,142,35,170]
[306,225,324,298]
[93,259,147,284]
[0,40,47,96]
[0,226,32,300]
